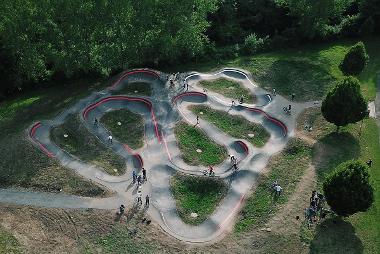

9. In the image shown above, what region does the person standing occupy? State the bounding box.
[145,195,150,206]
[137,175,142,186]
[132,170,137,184]
[137,190,142,205]
[291,93,295,101]
[142,168,147,182]
[196,115,200,125]
[94,118,98,126]
[108,133,113,144]
[239,95,244,104]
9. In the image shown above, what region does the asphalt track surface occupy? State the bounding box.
[0,68,320,243]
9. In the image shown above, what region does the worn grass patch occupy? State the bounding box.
[190,105,270,147]
[170,173,228,225]
[0,227,21,254]
[101,109,144,150]
[174,121,227,166]
[51,114,126,175]
[235,138,312,232]
[112,82,152,96]
[199,78,255,103]
[297,108,380,253]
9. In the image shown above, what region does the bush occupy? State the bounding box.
[321,76,367,130]
[339,41,369,75]
[241,33,268,55]
[323,160,374,217]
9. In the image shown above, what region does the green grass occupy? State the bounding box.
[174,121,227,166]
[199,78,255,103]
[170,173,228,225]
[112,82,152,96]
[297,108,380,253]
[236,138,312,232]
[51,114,126,175]
[101,109,144,149]
[0,227,21,254]
[190,105,270,147]
[165,37,380,101]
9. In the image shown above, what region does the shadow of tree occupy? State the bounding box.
[310,218,363,254]
[312,131,360,184]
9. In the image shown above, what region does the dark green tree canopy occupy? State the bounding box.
[323,160,374,217]
[321,76,367,128]
[339,41,369,75]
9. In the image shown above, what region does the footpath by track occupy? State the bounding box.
[0,68,320,243]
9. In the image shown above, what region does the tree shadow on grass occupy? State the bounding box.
[310,218,363,254]
[312,131,360,184]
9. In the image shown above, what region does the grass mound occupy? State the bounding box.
[170,173,228,225]
[112,82,152,96]
[101,109,144,149]
[236,138,312,232]
[174,121,227,166]
[51,114,126,175]
[199,78,255,103]
[190,105,270,147]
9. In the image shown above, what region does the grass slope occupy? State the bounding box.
[297,108,380,253]
[0,227,21,254]
[236,138,312,232]
[170,173,228,225]
[111,82,152,96]
[51,114,126,175]
[190,105,270,147]
[174,121,227,166]
[199,78,255,103]
[101,109,144,150]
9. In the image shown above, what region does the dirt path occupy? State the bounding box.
[267,133,317,235]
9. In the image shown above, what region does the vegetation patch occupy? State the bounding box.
[236,138,312,232]
[101,109,144,149]
[174,121,227,166]
[112,82,152,96]
[190,105,270,147]
[297,108,380,253]
[199,78,255,103]
[170,173,228,225]
[51,114,126,175]
[0,227,21,254]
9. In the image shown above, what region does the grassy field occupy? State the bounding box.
[235,138,312,232]
[101,109,144,149]
[297,108,380,253]
[199,78,255,103]
[0,77,111,196]
[170,173,228,225]
[174,121,227,166]
[51,114,126,175]
[112,82,152,96]
[0,227,21,254]
[190,105,270,147]
[165,37,380,101]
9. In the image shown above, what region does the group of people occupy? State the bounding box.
[231,95,245,107]
[167,72,189,91]
[132,168,147,185]
[305,190,326,224]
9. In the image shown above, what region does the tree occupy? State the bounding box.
[340,41,369,75]
[323,160,374,217]
[321,76,367,130]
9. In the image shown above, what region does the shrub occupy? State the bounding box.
[323,160,374,217]
[242,33,268,55]
[339,41,369,75]
[321,76,367,130]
